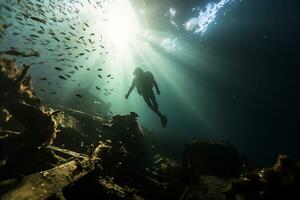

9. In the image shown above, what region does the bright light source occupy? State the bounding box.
[98,0,140,53]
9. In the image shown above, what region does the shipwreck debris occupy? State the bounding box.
[0,157,96,200]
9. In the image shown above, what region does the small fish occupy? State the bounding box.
[54,67,63,71]
[98,74,102,79]
[29,34,39,38]
[96,86,101,91]
[84,22,89,27]
[69,25,75,30]
[69,32,76,36]
[58,75,67,80]
[96,1,103,7]
[53,37,60,42]
[88,39,94,44]
[107,74,111,77]
[3,5,12,12]
[31,16,47,24]
[37,30,44,34]
[75,94,82,98]
[40,77,47,81]
[1,48,23,56]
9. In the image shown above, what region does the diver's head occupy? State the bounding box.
[133,67,144,76]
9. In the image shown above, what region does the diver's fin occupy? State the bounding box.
[161,115,168,127]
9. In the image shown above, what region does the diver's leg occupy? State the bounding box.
[143,95,156,112]
[149,92,165,117]
[149,92,158,110]
[143,95,167,127]
[143,95,161,116]
[149,93,168,127]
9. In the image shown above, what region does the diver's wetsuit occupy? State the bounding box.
[126,71,167,127]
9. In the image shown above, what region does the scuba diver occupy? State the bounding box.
[125,68,168,127]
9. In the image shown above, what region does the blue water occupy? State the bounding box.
[2,0,297,166]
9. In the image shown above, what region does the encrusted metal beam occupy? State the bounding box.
[1,156,96,200]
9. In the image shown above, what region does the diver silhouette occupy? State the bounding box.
[125,68,168,127]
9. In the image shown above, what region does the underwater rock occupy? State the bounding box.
[48,105,107,153]
[0,109,11,127]
[5,102,56,147]
[180,175,230,200]
[224,154,300,200]
[49,108,86,152]
[0,56,58,177]
[0,56,41,107]
[0,103,58,180]
[182,140,241,182]
[104,112,142,144]
[142,154,184,200]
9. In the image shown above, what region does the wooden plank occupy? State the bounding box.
[47,145,86,159]
[1,158,95,200]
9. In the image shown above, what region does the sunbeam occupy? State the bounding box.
[0,0,237,133]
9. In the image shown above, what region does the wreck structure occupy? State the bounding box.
[1,56,300,200]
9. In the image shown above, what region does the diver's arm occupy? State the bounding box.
[153,80,160,95]
[125,80,135,99]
